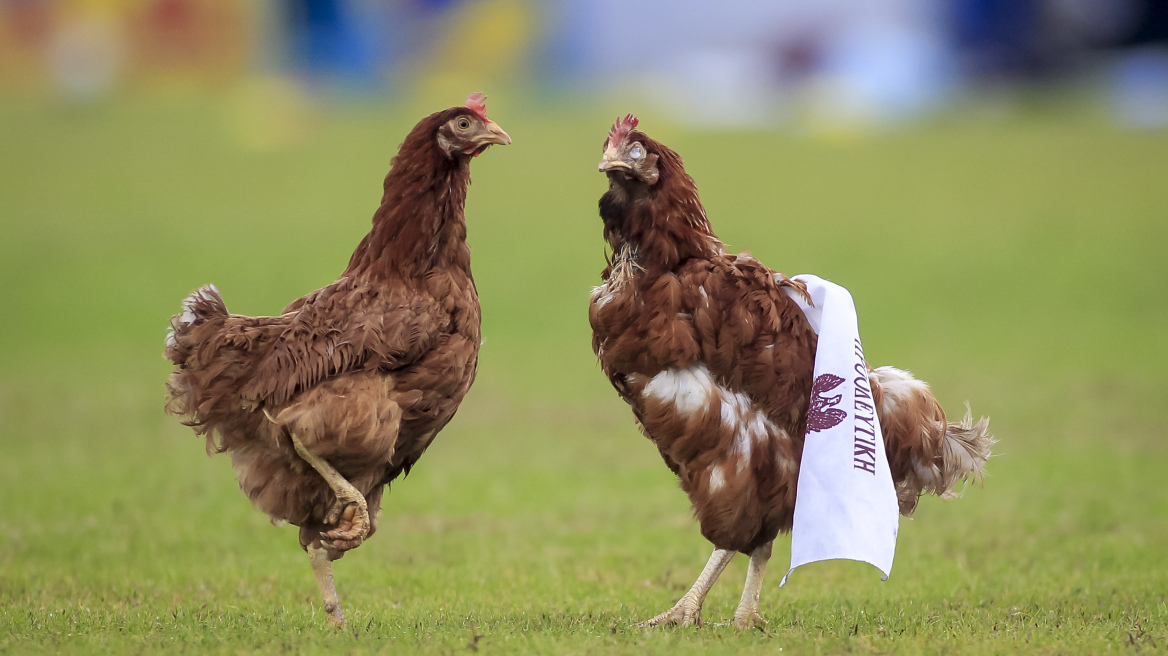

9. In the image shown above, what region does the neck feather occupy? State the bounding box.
[600,158,722,272]
[345,122,472,280]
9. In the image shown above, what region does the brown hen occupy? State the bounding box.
[589,115,993,629]
[163,94,510,628]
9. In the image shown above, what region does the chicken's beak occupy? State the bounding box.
[478,120,511,147]
[466,120,510,157]
[598,145,631,173]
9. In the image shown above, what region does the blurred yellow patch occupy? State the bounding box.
[221,76,316,150]
[412,0,534,104]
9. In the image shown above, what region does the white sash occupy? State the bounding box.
[779,274,899,586]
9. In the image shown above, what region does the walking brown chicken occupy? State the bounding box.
[589,115,993,629]
[163,94,510,628]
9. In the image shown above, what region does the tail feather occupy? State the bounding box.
[937,405,994,498]
[871,366,995,516]
[164,284,231,440]
[164,284,228,363]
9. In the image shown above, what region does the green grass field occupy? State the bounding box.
[1,96,1166,654]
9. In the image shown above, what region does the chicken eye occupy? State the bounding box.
[630,145,644,160]
[456,117,471,130]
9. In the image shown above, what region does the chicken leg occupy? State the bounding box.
[639,548,735,628]
[288,432,370,551]
[308,541,346,628]
[732,541,772,630]
[288,431,369,629]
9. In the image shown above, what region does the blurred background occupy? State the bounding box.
[2,1,1167,650]
[2,0,1168,127]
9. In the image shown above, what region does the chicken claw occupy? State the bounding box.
[732,611,767,631]
[287,432,370,553]
[638,600,703,628]
[637,548,735,630]
[321,499,370,552]
[729,542,772,631]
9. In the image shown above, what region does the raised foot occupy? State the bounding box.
[732,611,767,631]
[321,495,369,552]
[638,600,701,629]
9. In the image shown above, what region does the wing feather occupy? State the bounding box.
[239,280,442,407]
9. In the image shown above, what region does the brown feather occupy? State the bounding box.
[164,104,495,553]
[591,130,993,554]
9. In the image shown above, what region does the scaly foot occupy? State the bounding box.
[638,548,736,629]
[321,494,369,552]
[732,610,767,631]
[638,598,702,628]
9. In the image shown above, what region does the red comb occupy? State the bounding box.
[465,92,488,120]
[606,114,639,149]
